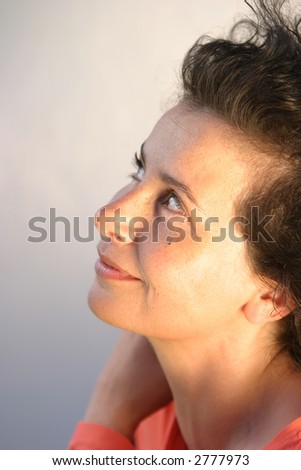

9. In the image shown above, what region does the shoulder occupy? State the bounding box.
[264,417,301,450]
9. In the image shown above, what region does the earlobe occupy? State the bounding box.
[242,288,295,324]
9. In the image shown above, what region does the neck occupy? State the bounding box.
[150,329,299,449]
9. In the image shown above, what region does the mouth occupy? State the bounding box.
[95,253,140,281]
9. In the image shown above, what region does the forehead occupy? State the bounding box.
[146,103,246,162]
[144,103,250,215]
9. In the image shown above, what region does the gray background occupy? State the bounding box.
[1,0,284,450]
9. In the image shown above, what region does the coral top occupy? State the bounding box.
[69,402,301,450]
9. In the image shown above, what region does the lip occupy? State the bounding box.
[95,254,140,281]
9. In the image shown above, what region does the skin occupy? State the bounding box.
[85,103,301,449]
[89,104,264,338]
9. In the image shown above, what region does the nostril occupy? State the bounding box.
[114,232,126,243]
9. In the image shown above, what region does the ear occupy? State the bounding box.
[242,287,295,325]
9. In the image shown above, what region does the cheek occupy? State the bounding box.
[141,236,190,283]
[138,243,220,339]
[141,234,253,320]
[140,238,207,316]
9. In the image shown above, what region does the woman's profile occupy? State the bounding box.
[69,0,301,450]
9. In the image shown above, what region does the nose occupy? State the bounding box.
[94,185,150,244]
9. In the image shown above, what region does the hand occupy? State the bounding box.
[83,332,172,441]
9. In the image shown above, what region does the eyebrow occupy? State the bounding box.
[139,142,201,209]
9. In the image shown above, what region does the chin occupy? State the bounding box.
[87,280,115,324]
[87,278,139,332]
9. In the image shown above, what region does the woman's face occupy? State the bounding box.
[88,103,261,340]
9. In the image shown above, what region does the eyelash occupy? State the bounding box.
[129,152,144,182]
[129,153,186,216]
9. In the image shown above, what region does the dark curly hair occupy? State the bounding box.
[181,0,301,365]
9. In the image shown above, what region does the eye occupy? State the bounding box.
[129,152,144,181]
[160,191,186,216]
[128,152,186,216]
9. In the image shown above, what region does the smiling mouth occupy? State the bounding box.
[95,255,140,281]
